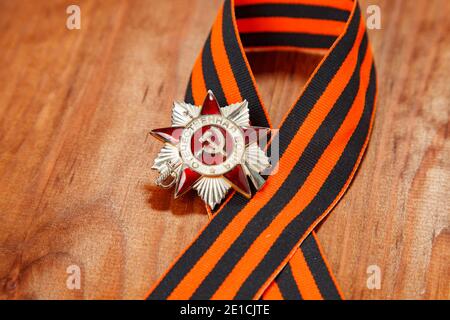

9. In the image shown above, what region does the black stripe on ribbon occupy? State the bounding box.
[274,263,303,300]
[301,235,341,300]
[202,33,227,107]
[235,4,350,22]
[240,33,337,49]
[185,76,194,104]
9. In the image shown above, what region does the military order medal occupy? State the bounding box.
[151,91,271,209]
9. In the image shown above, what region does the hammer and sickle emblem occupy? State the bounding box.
[195,127,226,158]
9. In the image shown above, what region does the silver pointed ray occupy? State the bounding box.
[193,177,231,209]
[242,163,266,190]
[171,101,200,127]
[245,142,271,173]
[220,100,250,127]
[152,143,182,172]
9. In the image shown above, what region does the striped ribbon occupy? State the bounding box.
[147,0,377,300]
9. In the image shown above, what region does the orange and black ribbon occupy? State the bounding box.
[147,0,376,300]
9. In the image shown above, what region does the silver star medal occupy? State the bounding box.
[150,90,271,209]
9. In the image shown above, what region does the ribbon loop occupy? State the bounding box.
[148,0,376,300]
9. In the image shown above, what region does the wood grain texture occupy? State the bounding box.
[0,0,448,300]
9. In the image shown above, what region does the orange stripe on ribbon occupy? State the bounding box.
[237,17,346,36]
[211,6,243,104]
[191,52,207,105]
[290,250,323,300]
[262,282,284,300]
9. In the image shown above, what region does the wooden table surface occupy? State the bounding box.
[0,0,448,300]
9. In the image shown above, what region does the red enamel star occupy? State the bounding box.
[150,91,271,209]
